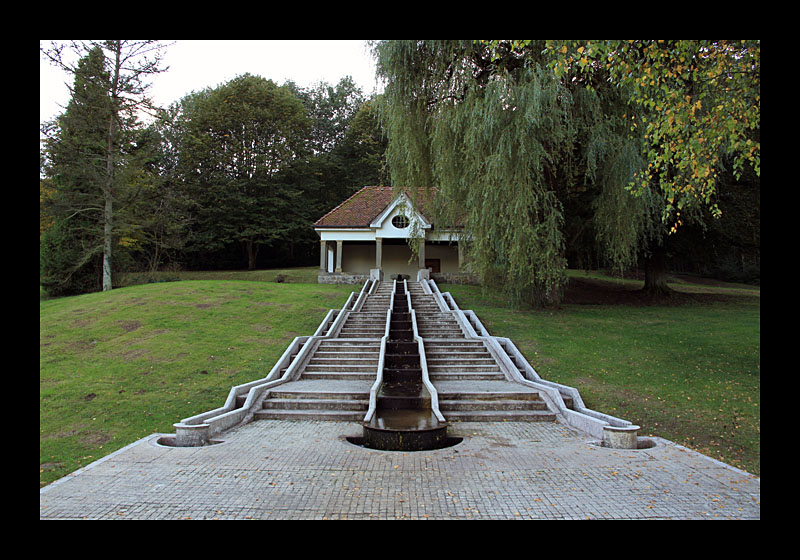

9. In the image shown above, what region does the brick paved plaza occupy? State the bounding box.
[40,419,760,520]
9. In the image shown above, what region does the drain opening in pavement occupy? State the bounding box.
[344,435,463,451]
[155,435,226,448]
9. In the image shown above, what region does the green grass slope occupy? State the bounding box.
[41,269,759,488]
[40,278,354,487]
[441,273,760,476]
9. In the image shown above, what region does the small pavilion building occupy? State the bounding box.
[314,186,471,284]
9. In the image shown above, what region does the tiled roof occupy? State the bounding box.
[314,186,437,228]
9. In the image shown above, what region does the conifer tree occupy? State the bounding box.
[41,40,168,292]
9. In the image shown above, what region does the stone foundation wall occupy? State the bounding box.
[317,272,370,285]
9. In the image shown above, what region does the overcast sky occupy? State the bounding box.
[40,40,382,124]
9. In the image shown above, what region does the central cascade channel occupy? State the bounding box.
[361,281,450,451]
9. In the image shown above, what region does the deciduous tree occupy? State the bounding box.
[175,74,310,269]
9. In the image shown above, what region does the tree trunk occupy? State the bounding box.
[102,41,122,292]
[102,195,113,291]
[246,239,259,270]
[642,245,673,296]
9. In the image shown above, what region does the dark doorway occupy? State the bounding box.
[425,259,441,273]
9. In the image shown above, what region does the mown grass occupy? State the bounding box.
[40,267,760,488]
[440,273,760,476]
[116,266,322,287]
[40,273,354,487]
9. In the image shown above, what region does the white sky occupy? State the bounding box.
[40,40,382,124]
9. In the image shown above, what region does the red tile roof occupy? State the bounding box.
[314,186,437,228]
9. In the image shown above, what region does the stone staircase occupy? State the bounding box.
[253,285,389,421]
[407,282,465,338]
[251,280,555,424]
[407,282,555,423]
[425,339,554,422]
[301,339,380,380]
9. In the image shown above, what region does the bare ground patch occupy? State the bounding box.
[116,320,142,332]
[79,430,113,447]
[563,277,755,307]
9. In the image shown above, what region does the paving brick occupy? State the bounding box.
[40,419,759,519]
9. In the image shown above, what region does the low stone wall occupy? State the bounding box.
[318,272,370,285]
[319,271,478,285]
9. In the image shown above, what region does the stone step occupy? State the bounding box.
[350,310,388,315]
[441,409,556,422]
[429,372,506,381]
[437,390,543,401]
[427,358,498,366]
[318,340,379,347]
[428,367,502,375]
[304,363,377,372]
[345,313,387,318]
[254,409,365,421]
[314,351,379,359]
[425,345,486,352]
[438,399,549,411]
[301,371,377,380]
[269,390,370,400]
[308,357,379,365]
[424,340,485,346]
[419,334,466,339]
[261,398,369,411]
[425,352,492,359]
[317,345,380,352]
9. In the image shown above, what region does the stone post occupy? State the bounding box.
[319,240,326,272]
[376,237,383,270]
[335,240,343,273]
[173,422,210,447]
[602,425,641,449]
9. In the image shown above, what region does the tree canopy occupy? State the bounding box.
[173,74,311,269]
[544,40,760,232]
[372,39,760,306]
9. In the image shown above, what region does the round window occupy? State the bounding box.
[392,214,410,229]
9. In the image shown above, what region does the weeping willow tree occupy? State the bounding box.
[372,40,654,306]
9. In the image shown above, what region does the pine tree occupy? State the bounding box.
[41,40,168,293]
[40,46,111,295]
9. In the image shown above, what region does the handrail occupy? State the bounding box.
[325,290,358,338]
[408,281,445,422]
[351,277,373,312]
[364,279,395,423]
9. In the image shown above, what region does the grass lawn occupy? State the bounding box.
[440,271,760,476]
[40,266,760,487]
[40,271,355,487]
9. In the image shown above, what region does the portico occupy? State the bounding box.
[315,186,468,284]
